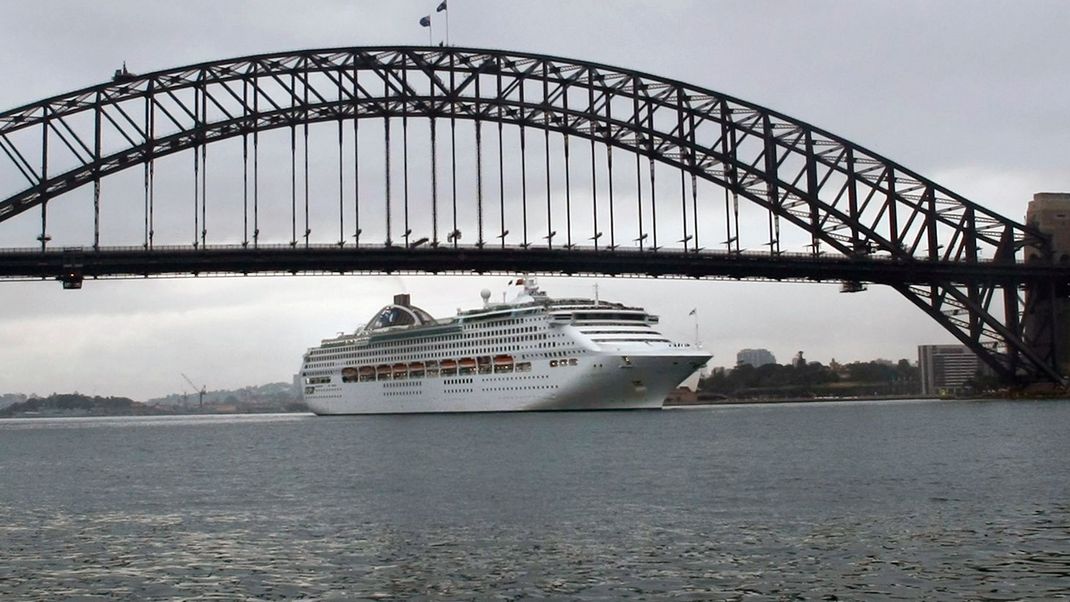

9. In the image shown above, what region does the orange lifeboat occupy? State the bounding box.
[493,354,515,373]
[440,359,458,375]
[358,366,375,376]
[459,358,477,369]
[341,367,359,382]
[392,363,408,375]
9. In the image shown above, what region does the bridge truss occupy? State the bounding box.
[0,46,1067,384]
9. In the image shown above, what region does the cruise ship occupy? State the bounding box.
[300,278,710,414]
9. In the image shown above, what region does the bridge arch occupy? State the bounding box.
[0,46,1065,384]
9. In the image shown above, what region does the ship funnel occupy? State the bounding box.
[393,293,411,307]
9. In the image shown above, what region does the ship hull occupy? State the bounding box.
[304,351,707,415]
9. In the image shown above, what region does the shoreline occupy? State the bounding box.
[666,393,1069,407]
[666,394,927,407]
[4,395,1067,419]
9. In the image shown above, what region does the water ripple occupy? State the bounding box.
[1,401,1069,599]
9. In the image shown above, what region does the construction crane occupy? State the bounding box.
[181,373,207,408]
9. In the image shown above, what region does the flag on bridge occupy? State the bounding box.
[419,15,431,27]
[436,0,450,46]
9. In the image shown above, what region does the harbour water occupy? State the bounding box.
[1,399,1068,599]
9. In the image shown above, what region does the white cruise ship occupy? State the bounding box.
[300,278,710,414]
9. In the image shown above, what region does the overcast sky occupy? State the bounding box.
[2,0,1069,400]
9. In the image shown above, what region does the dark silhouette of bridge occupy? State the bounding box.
[0,47,1067,385]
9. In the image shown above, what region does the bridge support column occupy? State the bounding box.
[1024,192,1070,380]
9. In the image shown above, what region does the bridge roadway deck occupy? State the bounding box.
[2,245,1068,286]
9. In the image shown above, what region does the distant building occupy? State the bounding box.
[918,345,986,396]
[737,348,776,368]
[791,351,806,368]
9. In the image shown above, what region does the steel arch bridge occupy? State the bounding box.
[0,46,1067,385]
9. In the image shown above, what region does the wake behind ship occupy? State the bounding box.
[300,279,710,414]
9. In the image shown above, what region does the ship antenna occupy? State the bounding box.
[594,282,599,305]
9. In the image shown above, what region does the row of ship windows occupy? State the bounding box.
[579,330,658,336]
[307,332,558,366]
[310,314,648,357]
[380,385,560,394]
[383,380,422,388]
[306,342,568,369]
[305,341,576,370]
[366,328,546,353]
[303,342,564,369]
[309,384,564,396]
[309,320,543,358]
[305,357,583,385]
[310,323,564,352]
[482,374,549,382]
[309,333,666,376]
[337,360,534,383]
[303,347,577,376]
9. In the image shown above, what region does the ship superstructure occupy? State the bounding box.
[300,278,710,414]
